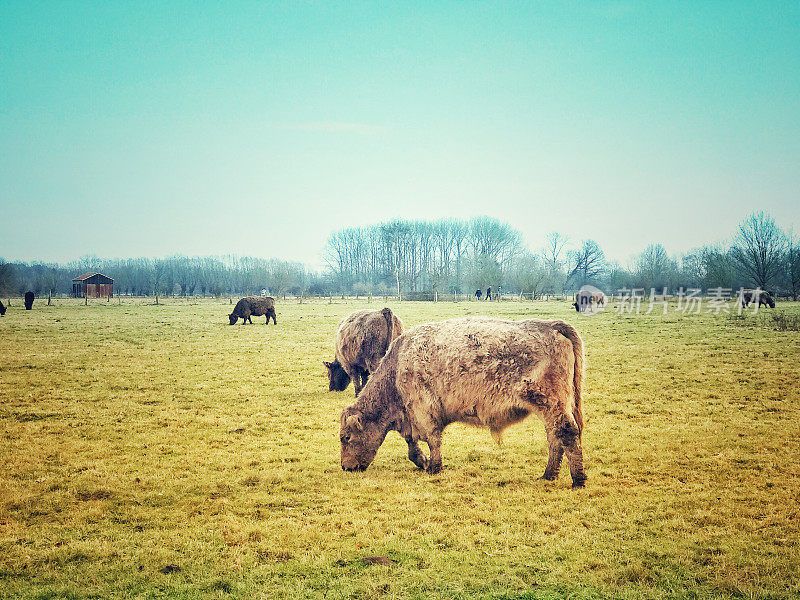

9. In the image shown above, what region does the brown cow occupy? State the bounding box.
[324,308,404,396]
[339,317,586,488]
[573,289,605,312]
[228,296,277,325]
[740,289,775,308]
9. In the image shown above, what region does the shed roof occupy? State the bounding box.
[72,272,113,282]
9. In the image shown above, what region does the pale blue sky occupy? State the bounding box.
[1,2,798,269]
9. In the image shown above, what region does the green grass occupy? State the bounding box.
[1,297,799,599]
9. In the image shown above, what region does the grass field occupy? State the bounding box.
[1,297,799,600]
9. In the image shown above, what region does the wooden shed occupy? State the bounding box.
[72,272,114,298]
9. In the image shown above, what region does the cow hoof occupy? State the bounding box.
[539,474,558,481]
[571,478,587,489]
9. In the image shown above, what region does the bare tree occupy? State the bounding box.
[731,212,786,291]
[0,259,17,297]
[785,231,800,300]
[635,243,678,291]
[567,239,607,288]
[541,232,568,294]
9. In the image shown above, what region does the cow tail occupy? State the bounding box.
[381,307,394,340]
[551,321,584,434]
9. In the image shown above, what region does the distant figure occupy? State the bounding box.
[475,289,482,300]
[0,300,6,316]
[260,288,267,297]
[24,291,34,310]
[497,284,502,301]
[485,286,492,301]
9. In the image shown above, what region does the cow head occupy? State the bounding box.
[339,407,384,471]
[765,293,776,308]
[228,313,238,325]
[573,301,581,312]
[323,360,351,391]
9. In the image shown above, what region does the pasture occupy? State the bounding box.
[1,298,799,600]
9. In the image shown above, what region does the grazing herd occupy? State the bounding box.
[1,288,787,489]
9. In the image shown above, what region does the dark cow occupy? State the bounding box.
[0,300,6,316]
[24,291,34,310]
[740,289,775,308]
[475,289,482,300]
[573,289,605,313]
[228,296,277,325]
[339,317,587,488]
[324,308,404,397]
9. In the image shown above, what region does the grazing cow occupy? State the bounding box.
[24,291,34,310]
[740,289,775,308]
[324,308,404,397]
[228,296,277,325]
[339,317,587,488]
[0,300,5,316]
[573,289,605,313]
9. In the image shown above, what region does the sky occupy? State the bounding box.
[1,1,799,270]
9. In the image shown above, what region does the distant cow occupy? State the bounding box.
[324,308,404,397]
[740,289,775,308]
[0,300,6,316]
[574,290,605,312]
[24,291,34,310]
[228,296,277,325]
[339,317,587,488]
[475,289,482,300]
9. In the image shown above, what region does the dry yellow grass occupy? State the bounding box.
[1,297,799,599]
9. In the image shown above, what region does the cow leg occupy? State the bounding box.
[424,430,443,474]
[555,416,586,488]
[360,371,369,389]
[350,367,364,396]
[541,427,564,481]
[406,438,428,470]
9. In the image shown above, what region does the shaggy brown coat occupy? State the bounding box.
[574,290,605,312]
[339,317,587,488]
[324,308,404,396]
[229,296,277,325]
[740,289,775,308]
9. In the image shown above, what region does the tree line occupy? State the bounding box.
[0,255,322,299]
[1,212,798,300]
[323,212,800,299]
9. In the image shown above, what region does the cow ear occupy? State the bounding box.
[346,413,363,431]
